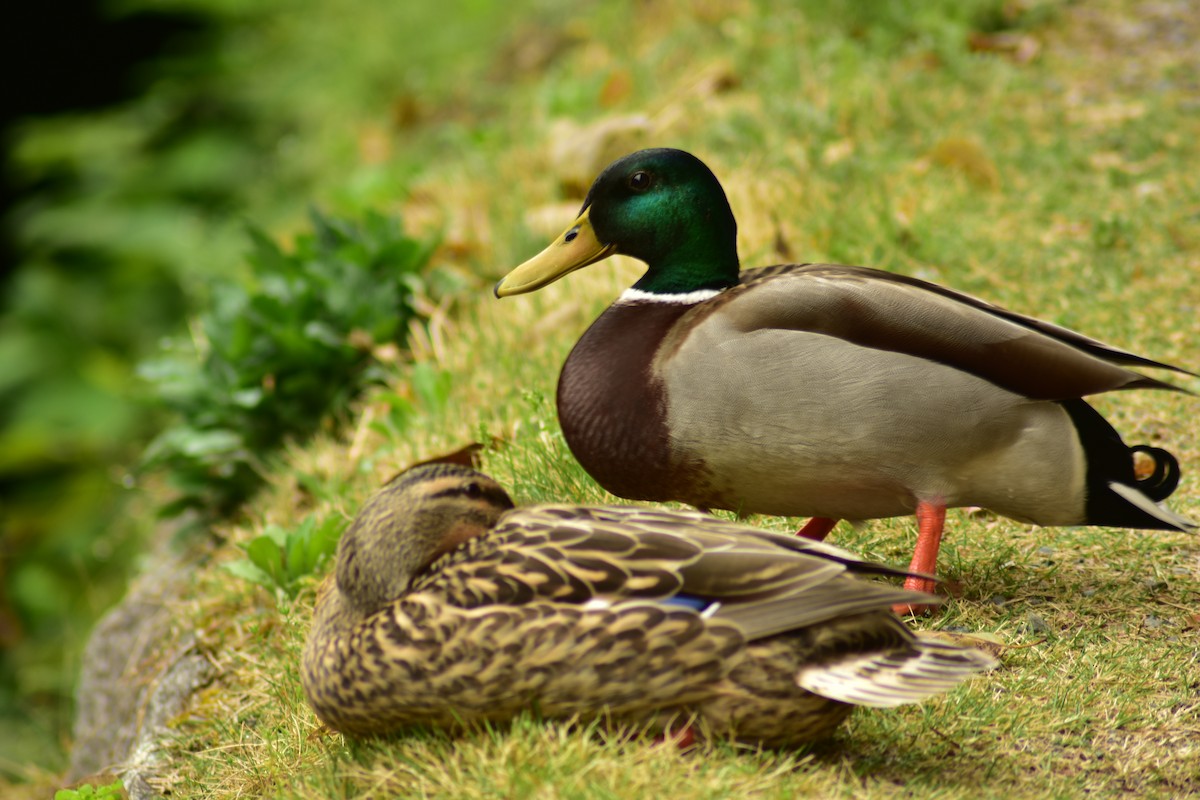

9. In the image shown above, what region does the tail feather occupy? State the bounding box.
[1130,445,1181,501]
[796,637,997,708]
[1107,481,1196,532]
[1060,399,1189,530]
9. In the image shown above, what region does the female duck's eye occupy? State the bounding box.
[627,171,651,191]
[463,482,483,499]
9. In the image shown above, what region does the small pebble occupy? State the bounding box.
[1037,546,1054,556]
[989,594,1008,607]
[1082,587,1098,597]
[1143,578,1169,593]
[1142,615,1164,629]
[1022,613,1051,635]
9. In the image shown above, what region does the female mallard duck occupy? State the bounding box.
[301,463,995,744]
[494,147,1195,607]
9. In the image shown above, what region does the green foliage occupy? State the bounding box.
[1,2,276,771]
[370,363,455,431]
[54,778,124,800]
[225,514,345,598]
[798,0,1062,51]
[139,209,444,521]
[2,0,520,770]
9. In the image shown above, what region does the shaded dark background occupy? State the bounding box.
[1,1,218,774]
[1,3,214,284]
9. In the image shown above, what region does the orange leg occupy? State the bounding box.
[893,500,946,616]
[654,723,697,749]
[796,516,839,541]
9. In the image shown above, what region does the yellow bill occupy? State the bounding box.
[494,207,616,297]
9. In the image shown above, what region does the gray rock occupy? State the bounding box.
[68,537,213,800]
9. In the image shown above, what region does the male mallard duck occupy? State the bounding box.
[494,147,1195,607]
[301,463,995,745]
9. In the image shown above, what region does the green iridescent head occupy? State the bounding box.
[495,148,741,297]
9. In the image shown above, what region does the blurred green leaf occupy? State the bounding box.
[54,778,124,799]
[411,363,453,414]
[222,559,273,591]
[138,209,446,518]
[226,514,345,597]
[1,0,511,775]
[244,536,286,587]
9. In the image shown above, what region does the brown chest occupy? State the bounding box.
[556,301,707,502]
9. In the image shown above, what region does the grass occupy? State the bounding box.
[18,0,1200,796]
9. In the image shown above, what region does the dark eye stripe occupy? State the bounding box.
[429,485,515,509]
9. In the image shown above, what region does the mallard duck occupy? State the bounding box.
[301,463,995,745]
[494,147,1195,608]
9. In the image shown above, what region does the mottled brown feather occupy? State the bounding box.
[302,467,996,745]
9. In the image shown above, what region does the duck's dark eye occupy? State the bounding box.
[628,170,651,191]
[463,481,484,499]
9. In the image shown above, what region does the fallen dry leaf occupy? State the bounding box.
[821,138,854,166]
[927,136,1001,190]
[600,69,634,107]
[967,30,1041,63]
[548,115,653,196]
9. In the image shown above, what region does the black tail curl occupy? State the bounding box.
[1130,445,1181,502]
[1060,399,1188,530]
